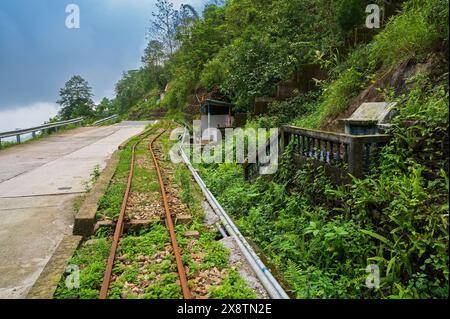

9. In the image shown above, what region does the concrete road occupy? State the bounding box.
[0,121,154,298]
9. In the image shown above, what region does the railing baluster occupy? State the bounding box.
[298,134,302,154]
[365,143,371,172]
[304,137,307,156]
[330,142,334,165]
[336,143,341,165]
[344,144,349,163]
[303,136,309,157]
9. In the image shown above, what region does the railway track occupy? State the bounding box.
[63,122,286,300]
[99,129,192,299]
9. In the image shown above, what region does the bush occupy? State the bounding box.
[369,0,444,70]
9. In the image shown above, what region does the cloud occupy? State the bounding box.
[0,102,60,132]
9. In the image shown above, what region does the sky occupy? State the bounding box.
[0,0,206,131]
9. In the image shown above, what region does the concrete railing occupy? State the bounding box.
[0,117,84,148]
[281,125,391,179]
[243,132,281,181]
[92,115,119,126]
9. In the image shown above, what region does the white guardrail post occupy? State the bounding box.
[179,126,290,299]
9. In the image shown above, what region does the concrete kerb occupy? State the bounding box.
[26,235,82,299]
[73,151,120,238]
[25,145,122,299]
[73,128,150,238]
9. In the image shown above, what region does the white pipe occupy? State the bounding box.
[179,128,289,299]
[216,222,228,238]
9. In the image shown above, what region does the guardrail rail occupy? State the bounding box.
[0,117,84,148]
[92,115,119,126]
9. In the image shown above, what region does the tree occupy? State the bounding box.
[179,4,200,29]
[142,40,165,68]
[95,98,115,117]
[57,75,94,119]
[150,0,180,55]
[208,0,225,6]
[336,0,366,32]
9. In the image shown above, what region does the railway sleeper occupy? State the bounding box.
[94,218,162,234]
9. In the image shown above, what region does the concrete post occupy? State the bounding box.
[16,135,21,144]
[279,127,285,154]
[348,138,364,178]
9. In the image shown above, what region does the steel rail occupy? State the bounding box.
[99,131,148,299]
[149,130,193,299]
[0,117,84,139]
[93,115,119,126]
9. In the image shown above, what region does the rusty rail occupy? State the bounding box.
[99,128,192,299]
[99,131,143,299]
[149,130,193,299]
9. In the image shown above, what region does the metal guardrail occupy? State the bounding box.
[179,126,290,299]
[0,117,84,147]
[92,115,119,126]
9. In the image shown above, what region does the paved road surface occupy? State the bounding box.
[0,121,154,298]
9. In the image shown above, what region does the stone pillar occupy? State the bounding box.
[348,138,364,178]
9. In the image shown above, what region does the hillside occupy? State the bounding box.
[104,0,448,298]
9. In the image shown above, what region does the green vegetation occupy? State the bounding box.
[209,270,256,299]
[57,75,96,120]
[58,0,448,300]
[97,137,136,219]
[54,238,111,299]
[198,84,449,298]
[56,122,256,299]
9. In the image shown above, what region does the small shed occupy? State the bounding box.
[200,99,234,132]
[341,102,397,135]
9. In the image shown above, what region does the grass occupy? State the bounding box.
[55,121,257,299]
[195,81,449,298]
[96,132,152,220]
[54,238,112,299]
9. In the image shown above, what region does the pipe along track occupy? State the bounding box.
[179,126,289,299]
[99,129,192,299]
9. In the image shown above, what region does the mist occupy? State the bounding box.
[0,102,59,133]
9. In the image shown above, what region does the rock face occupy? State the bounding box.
[323,56,439,132]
